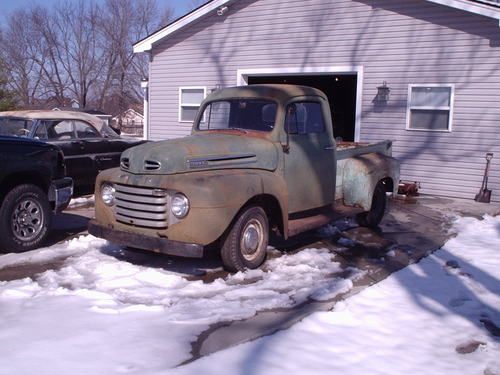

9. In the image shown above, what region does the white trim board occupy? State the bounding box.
[237,66,364,142]
[133,0,233,53]
[425,0,500,25]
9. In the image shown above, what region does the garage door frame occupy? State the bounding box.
[237,66,364,142]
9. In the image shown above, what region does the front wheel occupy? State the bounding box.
[357,181,387,228]
[221,206,269,272]
[0,184,51,253]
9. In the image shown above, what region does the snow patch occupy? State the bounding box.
[172,215,500,375]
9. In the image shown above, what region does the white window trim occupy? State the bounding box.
[406,84,455,132]
[237,66,364,142]
[179,86,207,123]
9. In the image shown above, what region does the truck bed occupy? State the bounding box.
[336,140,393,160]
[335,140,395,201]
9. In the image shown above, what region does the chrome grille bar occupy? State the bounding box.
[114,184,168,228]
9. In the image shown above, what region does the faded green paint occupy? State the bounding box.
[121,133,280,175]
[91,84,400,255]
[341,152,400,210]
[94,167,288,245]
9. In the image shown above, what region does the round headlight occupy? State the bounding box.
[101,183,116,206]
[171,193,189,218]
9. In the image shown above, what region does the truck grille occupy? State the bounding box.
[114,184,169,229]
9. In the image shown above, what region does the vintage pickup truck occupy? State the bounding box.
[89,85,399,271]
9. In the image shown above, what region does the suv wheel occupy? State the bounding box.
[0,184,51,252]
[221,206,269,272]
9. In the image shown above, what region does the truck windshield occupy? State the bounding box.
[198,99,277,132]
[0,117,35,137]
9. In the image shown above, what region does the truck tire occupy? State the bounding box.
[0,184,51,253]
[221,206,269,272]
[357,181,386,228]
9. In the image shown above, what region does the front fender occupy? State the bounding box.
[342,153,400,210]
[94,168,287,246]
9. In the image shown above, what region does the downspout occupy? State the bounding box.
[141,78,149,140]
[141,51,152,140]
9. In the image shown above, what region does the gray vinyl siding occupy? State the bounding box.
[147,0,500,202]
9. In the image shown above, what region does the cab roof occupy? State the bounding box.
[204,84,328,104]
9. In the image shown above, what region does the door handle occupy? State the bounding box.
[324,145,335,150]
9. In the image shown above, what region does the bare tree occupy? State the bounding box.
[0,9,47,106]
[0,49,17,110]
[0,0,173,113]
[98,0,173,115]
[53,1,102,108]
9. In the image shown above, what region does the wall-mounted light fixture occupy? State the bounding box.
[377,81,390,101]
[217,6,229,16]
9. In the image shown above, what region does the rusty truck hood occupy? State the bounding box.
[121,133,280,175]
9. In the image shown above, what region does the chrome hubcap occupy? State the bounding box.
[240,219,264,261]
[243,226,259,252]
[11,199,44,241]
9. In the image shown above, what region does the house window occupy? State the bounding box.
[406,85,454,132]
[179,87,206,122]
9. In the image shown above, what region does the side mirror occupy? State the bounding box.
[283,114,291,153]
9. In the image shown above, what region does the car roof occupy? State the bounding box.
[0,110,105,131]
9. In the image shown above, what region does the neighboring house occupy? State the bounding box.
[133,0,500,202]
[112,109,144,136]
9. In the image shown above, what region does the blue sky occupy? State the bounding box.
[0,0,194,24]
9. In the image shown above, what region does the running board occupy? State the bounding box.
[287,204,363,237]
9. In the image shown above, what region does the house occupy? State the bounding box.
[112,108,144,136]
[133,0,500,202]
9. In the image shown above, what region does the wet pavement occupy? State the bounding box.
[1,194,499,361]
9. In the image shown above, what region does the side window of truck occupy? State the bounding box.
[285,102,325,135]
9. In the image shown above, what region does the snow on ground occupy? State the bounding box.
[1,215,498,374]
[171,215,500,375]
[67,194,95,209]
[0,234,362,374]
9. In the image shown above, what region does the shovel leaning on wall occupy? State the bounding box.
[475,153,494,203]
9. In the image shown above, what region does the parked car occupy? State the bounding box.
[0,136,73,252]
[0,110,146,196]
[89,84,400,272]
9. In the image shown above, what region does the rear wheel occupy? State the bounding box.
[357,181,387,228]
[221,206,269,272]
[0,184,51,253]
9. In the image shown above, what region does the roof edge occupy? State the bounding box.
[426,0,500,24]
[134,0,500,53]
[133,0,233,53]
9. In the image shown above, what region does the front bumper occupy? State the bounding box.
[88,220,204,258]
[49,177,73,213]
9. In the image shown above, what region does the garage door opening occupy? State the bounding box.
[247,74,357,142]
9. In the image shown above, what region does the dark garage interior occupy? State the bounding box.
[248,74,357,141]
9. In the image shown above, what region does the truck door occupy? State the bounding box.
[283,100,336,213]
